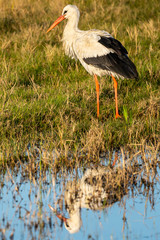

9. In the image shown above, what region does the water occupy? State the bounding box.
[0,152,160,240]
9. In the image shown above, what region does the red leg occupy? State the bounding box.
[111,75,121,119]
[94,74,100,118]
[112,151,118,167]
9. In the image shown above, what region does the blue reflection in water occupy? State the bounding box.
[0,160,160,240]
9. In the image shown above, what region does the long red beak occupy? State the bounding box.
[56,213,67,223]
[47,15,65,33]
[48,204,67,223]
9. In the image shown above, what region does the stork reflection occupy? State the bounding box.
[49,166,127,234]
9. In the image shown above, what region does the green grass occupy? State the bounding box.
[0,0,159,158]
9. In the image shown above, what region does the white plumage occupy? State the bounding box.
[47,5,138,118]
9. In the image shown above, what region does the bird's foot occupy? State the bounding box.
[115,113,122,119]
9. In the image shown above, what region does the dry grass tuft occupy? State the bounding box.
[81,119,105,157]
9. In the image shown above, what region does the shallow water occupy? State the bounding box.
[0,152,160,240]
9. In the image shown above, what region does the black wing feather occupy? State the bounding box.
[83,36,138,79]
[98,36,128,55]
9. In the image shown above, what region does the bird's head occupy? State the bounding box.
[62,5,80,20]
[47,5,80,33]
[48,204,82,234]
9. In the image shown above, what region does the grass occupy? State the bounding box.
[0,0,160,159]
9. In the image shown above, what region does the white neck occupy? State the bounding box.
[62,15,82,58]
[63,15,80,35]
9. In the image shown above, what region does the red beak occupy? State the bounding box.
[47,15,65,33]
[56,213,67,223]
[48,204,67,223]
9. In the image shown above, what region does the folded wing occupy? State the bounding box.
[75,32,138,79]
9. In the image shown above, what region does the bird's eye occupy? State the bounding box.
[63,10,67,15]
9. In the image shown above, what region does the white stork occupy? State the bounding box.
[47,5,138,118]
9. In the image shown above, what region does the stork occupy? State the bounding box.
[48,166,126,234]
[47,5,138,118]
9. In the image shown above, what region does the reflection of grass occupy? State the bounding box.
[0,0,159,157]
[0,145,159,204]
[0,146,159,239]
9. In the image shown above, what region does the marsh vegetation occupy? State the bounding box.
[0,0,159,158]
